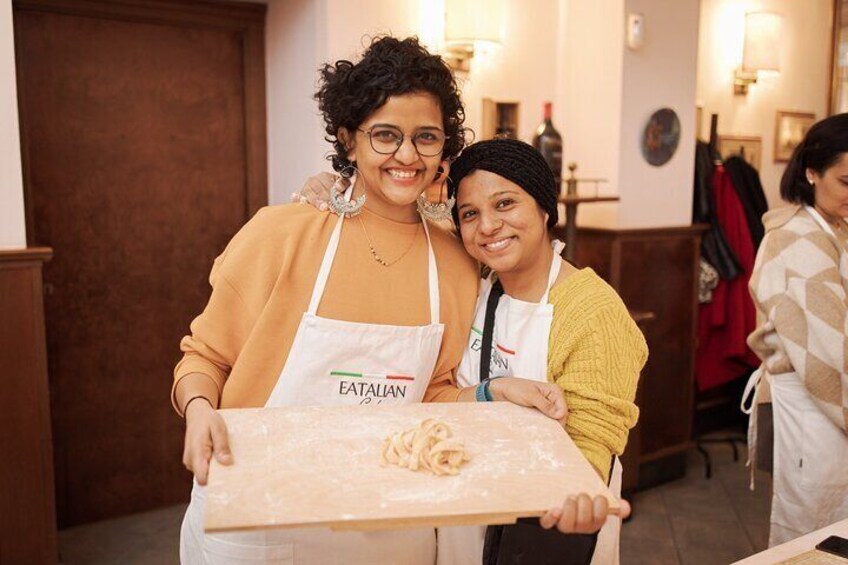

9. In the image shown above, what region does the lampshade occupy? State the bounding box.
[742,12,781,73]
[444,0,504,46]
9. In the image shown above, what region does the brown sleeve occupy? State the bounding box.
[170,262,258,415]
[172,373,222,417]
[423,369,463,403]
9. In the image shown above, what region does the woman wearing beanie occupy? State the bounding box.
[300,138,646,564]
[440,138,646,565]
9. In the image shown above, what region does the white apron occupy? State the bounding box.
[437,241,622,565]
[180,210,445,564]
[743,206,848,547]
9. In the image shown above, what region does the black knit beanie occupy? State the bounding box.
[448,138,559,229]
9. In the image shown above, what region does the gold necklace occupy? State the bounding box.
[358,215,420,267]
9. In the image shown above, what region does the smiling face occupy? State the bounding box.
[341,92,445,221]
[456,170,550,274]
[810,153,848,219]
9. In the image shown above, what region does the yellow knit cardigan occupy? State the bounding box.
[547,268,648,482]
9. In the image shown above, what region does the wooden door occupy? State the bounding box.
[13,0,267,527]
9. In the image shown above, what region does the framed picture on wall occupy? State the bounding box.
[830,0,847,114]
[718,135,762,171]
[774,111,815,162]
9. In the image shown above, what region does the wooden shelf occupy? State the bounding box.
[558,195,620,205]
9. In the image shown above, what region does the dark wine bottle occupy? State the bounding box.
[531,102,563,183]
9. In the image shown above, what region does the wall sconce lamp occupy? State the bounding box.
[734,12,782,95]
[443,0,504,73]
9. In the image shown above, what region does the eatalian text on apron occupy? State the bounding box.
[180,205,445,564]
[742,205,848,547]
[437,240,623,565]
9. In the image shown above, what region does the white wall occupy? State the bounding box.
[554,0,699,229]
[454,0,560,143]
[617,0,700,228]
[557,0,625,227]
[696,0,833,208]
[266,0,327,205]
[0,0,27,249]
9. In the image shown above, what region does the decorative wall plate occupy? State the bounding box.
[641,107,681,167]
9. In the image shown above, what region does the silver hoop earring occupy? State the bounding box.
[417,193,455,222]
[327,164,366,217]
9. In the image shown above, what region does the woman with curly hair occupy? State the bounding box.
[173,36,567,564]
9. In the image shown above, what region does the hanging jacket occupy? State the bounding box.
[693,140,741,280]
[695,165,760,391]
[724,155,769,250]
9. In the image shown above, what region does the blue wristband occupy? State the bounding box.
[476,377,502,402]
[485,379,494,402]
[475,382,488,402]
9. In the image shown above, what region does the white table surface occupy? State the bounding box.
[732,519,848,564]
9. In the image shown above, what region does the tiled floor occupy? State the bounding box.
[58,440,772,564]
[621,439,772,565]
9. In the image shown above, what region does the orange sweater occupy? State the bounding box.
[172,204,479,413]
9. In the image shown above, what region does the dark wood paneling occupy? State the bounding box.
[0,248,57,564]
[14,0,267,526]
[559,224,706,489]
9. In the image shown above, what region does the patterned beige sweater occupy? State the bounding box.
[748,205,848,431]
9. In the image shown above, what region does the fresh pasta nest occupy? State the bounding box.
[380,418,471,476]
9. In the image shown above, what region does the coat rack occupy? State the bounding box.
[695,112,748,479]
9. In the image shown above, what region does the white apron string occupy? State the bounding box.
[741,367,763,490]
[740,367,763,416]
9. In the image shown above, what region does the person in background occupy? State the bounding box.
[744,112,848,547]
[299,138,646,564]
[174,36,567,565]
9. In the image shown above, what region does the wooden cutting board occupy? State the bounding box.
[204,402,620,533]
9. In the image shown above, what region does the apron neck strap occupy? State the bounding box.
[805,205,837,237]
[478,241,562,383]
[804,205,848,255]
[307,213,346,315]
[479,279,505,383]
[307,208,441,324]
[421,218,440,325]
[486,240,564,304]
[541,241,564,304]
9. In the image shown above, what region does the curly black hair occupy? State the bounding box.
[315,36,466,174]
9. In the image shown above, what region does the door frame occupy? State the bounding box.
[14,0,268,245]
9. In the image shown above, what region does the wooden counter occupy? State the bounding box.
[0,247,57,564]
[554,224,708,492]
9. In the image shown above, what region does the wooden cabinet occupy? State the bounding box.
[557,224,707,491]
[0,248,57,564]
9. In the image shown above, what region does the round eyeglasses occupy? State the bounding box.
[357,125,447,157]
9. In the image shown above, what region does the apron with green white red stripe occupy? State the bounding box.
[265,209,443,408]
[180,209,444,565]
